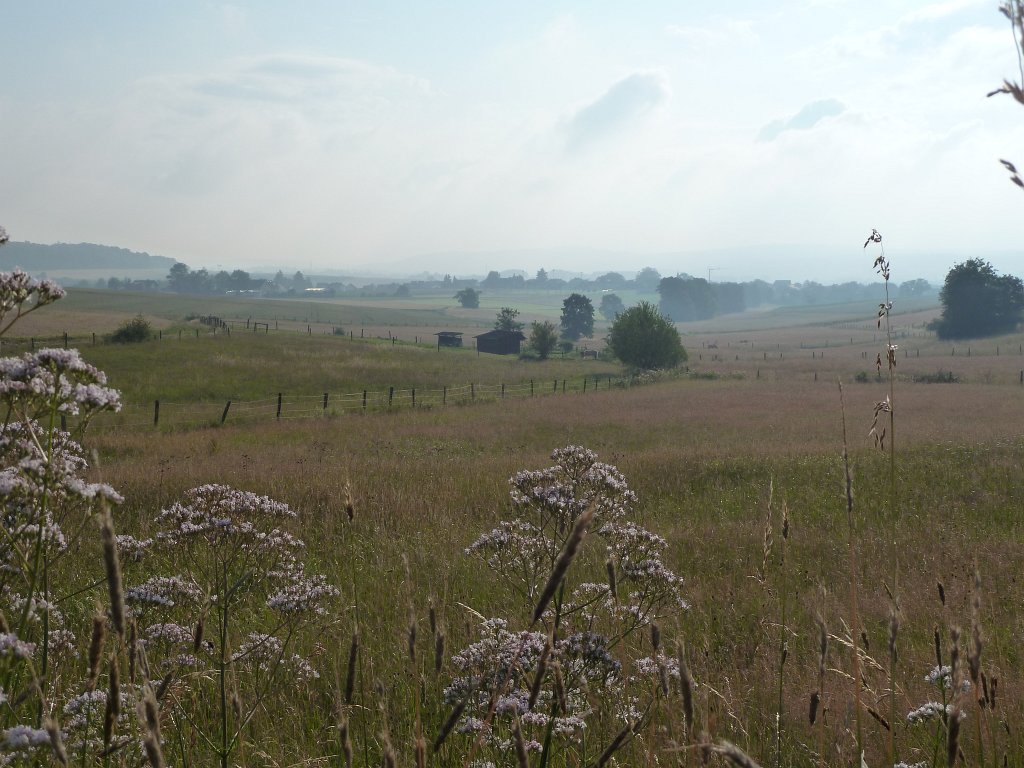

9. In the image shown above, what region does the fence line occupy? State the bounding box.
[83,374,628,432]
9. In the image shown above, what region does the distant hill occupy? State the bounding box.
[0,241,177,272]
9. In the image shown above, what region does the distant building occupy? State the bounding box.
[474,329,526,355]
[435,331,463,348]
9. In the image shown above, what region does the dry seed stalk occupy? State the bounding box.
[838,381,864,758]
[44,717,68,766]
[86,609,106,692]
[677,640,694,737]
[605,557,617,601]
[531,501,596,626]
[339,714,353,768]
[100,506,125,637]
[138,684,165,768]
[433,698,467,752]
[590,721,634,768]
[344,628,359,704]
[434,629,445,675]
[127,620,138,684]
[513,720,529,768]
[103,654,120,748]
[528,637,552,710]
[380,731,396,768]
[712,740,764,768]
[344,480,355,522]
[947,706,962,767]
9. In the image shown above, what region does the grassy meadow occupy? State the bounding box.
[4,286,1023,766]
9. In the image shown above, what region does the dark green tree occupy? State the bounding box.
[633,267,661,292]
[494,307,523,331]
[167,262,191,292]
[933,259,1024,339]
[454,287,481,308]
[560,293,594,340]
[529,321,559,359]
[657,276,716,321]
[606,301,686,371]
[599,293,625,320]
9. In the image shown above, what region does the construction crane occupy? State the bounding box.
[707,266,723,283]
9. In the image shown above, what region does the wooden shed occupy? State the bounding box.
[435,331,463,348]
[474,329,526,355]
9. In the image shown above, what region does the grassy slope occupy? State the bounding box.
[12,290,1024,765]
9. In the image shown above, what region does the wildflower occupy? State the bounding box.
[125,576,203,609]
[0,632,36,659]
[2,725,52,749]
[907,701,954,723]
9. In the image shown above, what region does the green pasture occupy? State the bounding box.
[5,281,1024,766]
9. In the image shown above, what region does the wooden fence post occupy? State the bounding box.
[443,387,447,405]
[362,390,367,410]
[389,387,394,406]
[154,400,160,427]
[412,389,416,408]
[63,332,68,349]
[323,393,329,413]
[530,380,534,396]
[221,400,231,424]
[501,383,505,399]
[277,393,282,419]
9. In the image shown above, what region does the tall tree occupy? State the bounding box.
[560,293,595,340]
[494,307,523,331]
[606,301,686,371]
[657,276,715,321]
[454,287,481,308]
[529,321,558,359]
[599,293,625,320]
[933,259,1024,339]
[634,267,661,292]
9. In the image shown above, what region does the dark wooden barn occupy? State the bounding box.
[435,331,463,348]
[474,329,526,355]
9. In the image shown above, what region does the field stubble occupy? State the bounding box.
[88,372,1024,765]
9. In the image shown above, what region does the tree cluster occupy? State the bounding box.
[167,263,267,294]
[933,258,1024,339]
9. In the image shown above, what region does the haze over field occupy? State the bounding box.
[2,1,1023,283]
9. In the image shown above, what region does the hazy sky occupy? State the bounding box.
[2,1,1023,282]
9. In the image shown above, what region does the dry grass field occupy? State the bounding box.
[4,283,1023,767]
[84,367,1024,766]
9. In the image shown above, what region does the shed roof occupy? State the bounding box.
[474,329,526,340]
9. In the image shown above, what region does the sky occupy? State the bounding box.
[2,0,1023,283]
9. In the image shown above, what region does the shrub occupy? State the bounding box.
[606,301,686,371]
[529,320,558,359]
[110,314,153,343]
[913,370,959,383]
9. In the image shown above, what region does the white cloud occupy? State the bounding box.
[563,71,670,151]
[759,98,845,141]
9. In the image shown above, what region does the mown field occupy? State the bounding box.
[5,287,1023,767]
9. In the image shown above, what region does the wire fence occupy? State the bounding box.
[85,375,629,432]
